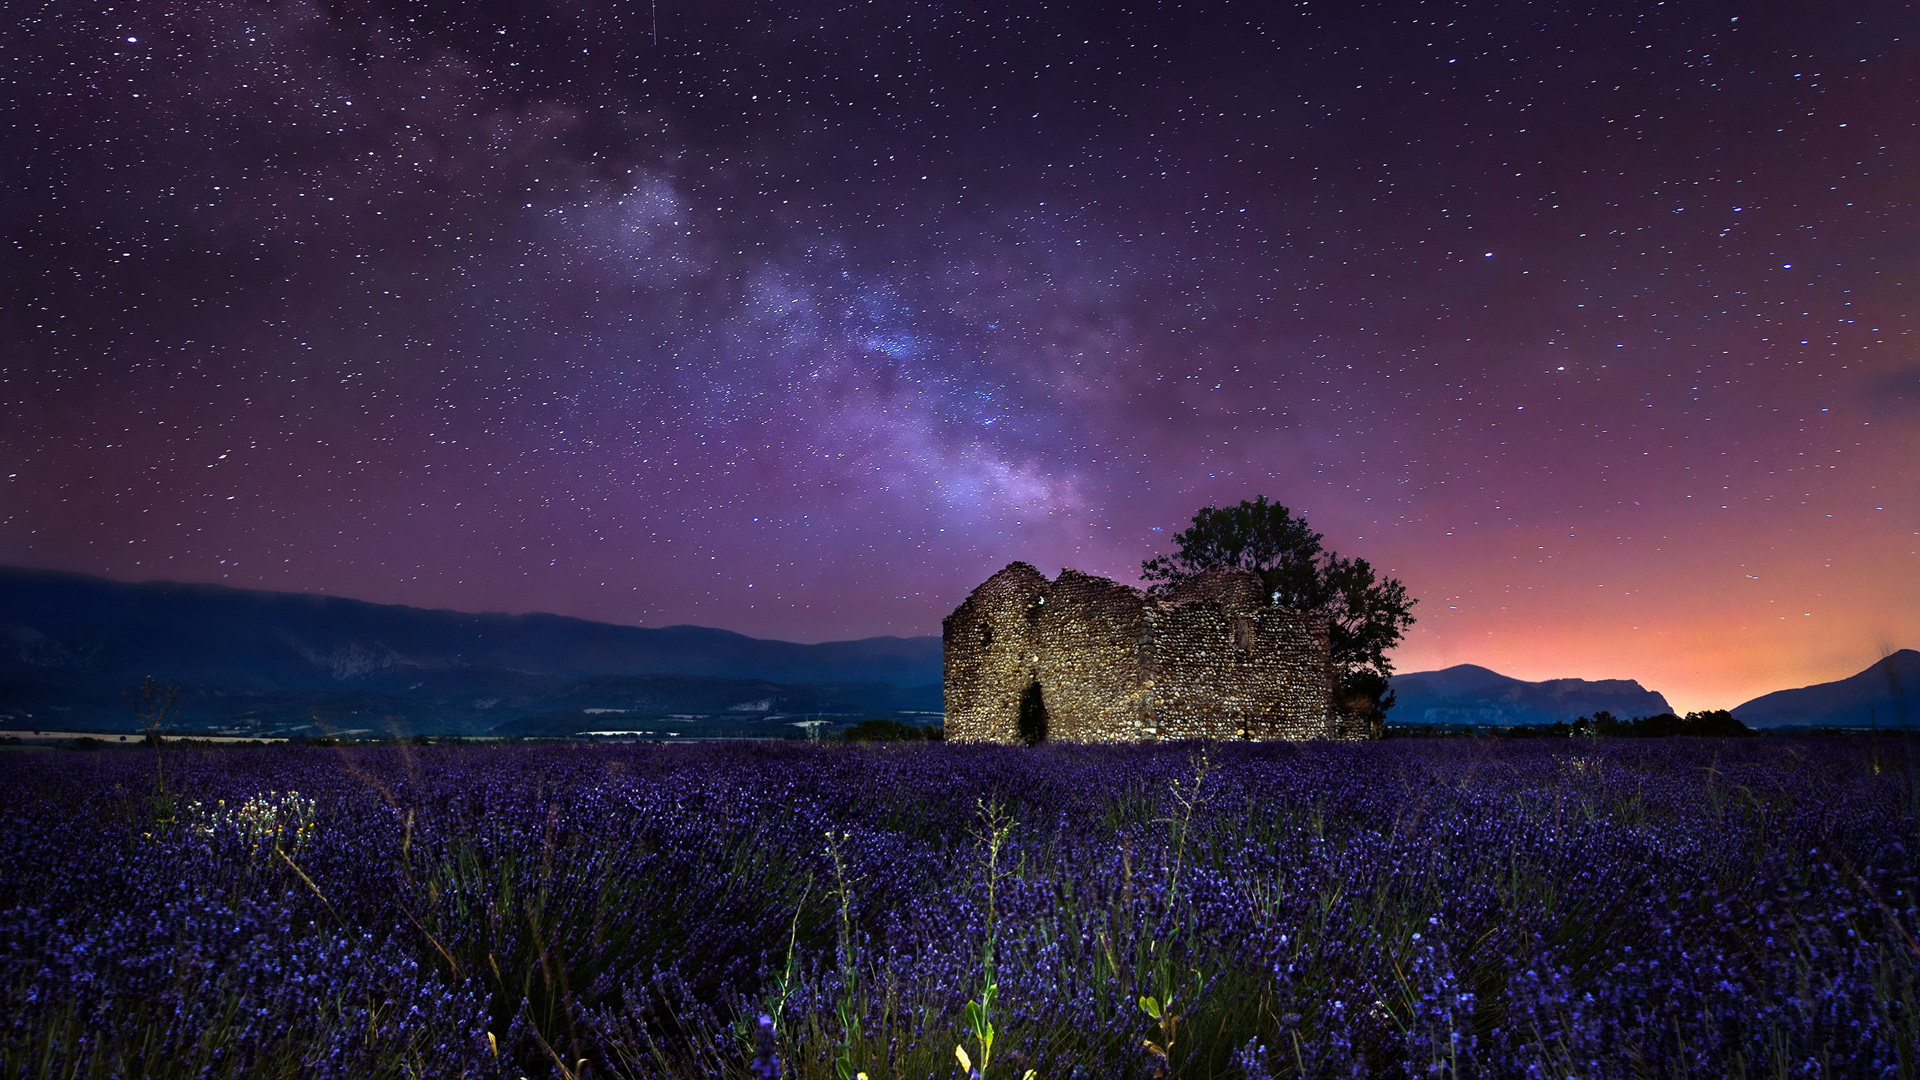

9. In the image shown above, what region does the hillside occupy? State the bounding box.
[1388,664,1673,726]
[1731,651,1920,729]
[0,567,940,736]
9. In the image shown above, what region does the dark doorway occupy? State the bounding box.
[1017,681,1049,746]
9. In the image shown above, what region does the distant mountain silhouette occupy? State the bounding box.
[1732,650,1920,729]
[0,567,940,736]
[1388,664,1672,726]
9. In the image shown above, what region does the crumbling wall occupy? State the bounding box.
[941,562,1047,743]
[943,561,1347,744]
[1144,597,1334,740]
[1158,565,1269,614]
[1033,569,1152,741]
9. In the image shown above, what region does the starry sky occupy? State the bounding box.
[4,1,1918,712]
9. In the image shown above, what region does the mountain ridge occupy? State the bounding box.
[0,566,940,735]
[1731,650,1920,729]
[1386,664,1673,726]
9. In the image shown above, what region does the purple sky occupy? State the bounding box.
[5,1,1917,711]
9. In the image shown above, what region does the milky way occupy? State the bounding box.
[4,1,1917,709]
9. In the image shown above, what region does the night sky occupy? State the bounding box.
[5,1,1918,712]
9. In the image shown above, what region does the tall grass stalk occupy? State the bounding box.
[957,797,1027,1080]
[1160,746,1211,904]
[825,829,867,1080]
[124,676,181,825]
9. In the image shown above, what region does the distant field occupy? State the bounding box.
[0,730,288,745]
[2,740,1915,1078]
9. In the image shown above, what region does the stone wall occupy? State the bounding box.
[943,562,1348,743]
[941,562,1046,743]
[1034,569,1152,740]
[1143,589,1337,740]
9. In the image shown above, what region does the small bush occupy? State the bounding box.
[840,718,943,742]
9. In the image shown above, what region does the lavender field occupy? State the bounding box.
[2,739,1916,1079]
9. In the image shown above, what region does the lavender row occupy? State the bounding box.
[1,738,1915,1078]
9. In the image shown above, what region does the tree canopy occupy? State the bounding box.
[1142,497,1416,723]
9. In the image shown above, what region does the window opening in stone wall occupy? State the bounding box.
[1232,615,1255,652]
[1017,680,1049,746]
[980,622,993,648]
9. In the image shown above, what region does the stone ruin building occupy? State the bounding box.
[943,561,1363,744]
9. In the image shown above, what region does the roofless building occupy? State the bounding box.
[942,562,1358,743]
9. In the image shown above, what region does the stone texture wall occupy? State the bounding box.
[943,562,1348,743]
[1034,569,1153,740]
[941,562,1046,743]
[1143,583,1338,740]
